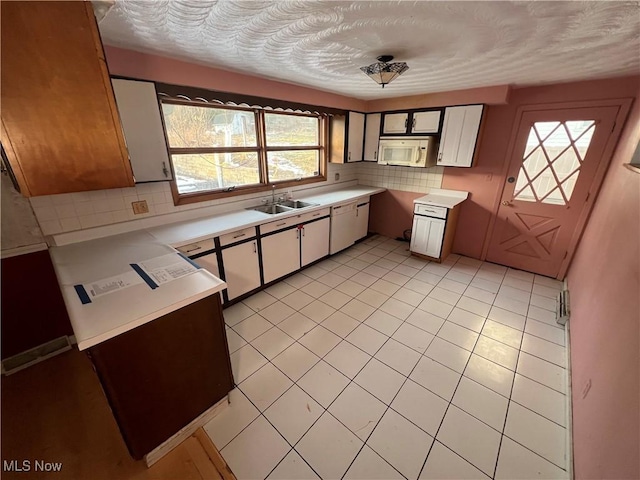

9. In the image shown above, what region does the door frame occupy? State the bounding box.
[481,98,633,279]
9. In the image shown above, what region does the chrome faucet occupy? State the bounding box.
[271,185,276,205]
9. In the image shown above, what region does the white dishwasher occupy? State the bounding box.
[330,201,357,254]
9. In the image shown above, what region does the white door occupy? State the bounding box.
[261,228,300,284]
[412,111,441,134]
[437,105,484,167]
[383,113,409,134]
[111,78,172,181]
[221,240,261,300]
[355,203,370,240]
[302,218,330,266]
[363,113,381,161]
[347,112,365,162]
[193,252,220,278]
[410,216,445,258]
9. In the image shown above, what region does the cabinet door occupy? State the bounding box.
[261,228,301,284]
[0,2,134,196]
[221,241,261,300]
[355,203,370,241]
[437,105,484,167]
[410,216,445,258]
[363,113,381,161]
[302,218,330,266]
[412,111,441,134]
[193,253,220,278]
[347,112,365,162]
[112,79,172,182]
[383,113,409,134]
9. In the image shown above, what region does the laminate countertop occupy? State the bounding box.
[413,188,469,209]
[49,185,385,350]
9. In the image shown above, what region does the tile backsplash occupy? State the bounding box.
[28,162,442,236]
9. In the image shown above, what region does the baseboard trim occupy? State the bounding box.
[144,395,229,467]
[194,428,236,479]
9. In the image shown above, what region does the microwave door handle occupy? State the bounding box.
[417,147,426,164]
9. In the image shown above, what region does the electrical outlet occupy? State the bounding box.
[131,200,149,215]
[335,173,340,181]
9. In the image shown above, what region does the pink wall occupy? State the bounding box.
[442,75,640,259]
[566,99,640,479]
[369,190,424,240]
[104,46,367,112]
[366,84,511,111]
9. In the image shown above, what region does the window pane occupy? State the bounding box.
[265,113,319,146]
[267,151,319,182]
[162,104,257,148]
[172,152,260,194]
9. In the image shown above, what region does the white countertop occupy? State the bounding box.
[413,188,469,208]
[49,231,226,351]
[150,185,385,247]
[50,185,385,350]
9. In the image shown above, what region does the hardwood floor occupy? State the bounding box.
[1,348,231,479]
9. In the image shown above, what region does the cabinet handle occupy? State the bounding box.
[438,152,443,162]
[181,245,202,253]
[162,161,169,178]
[356,209,359,217]
[412,118,416,130]
[348,151,351,161]
[276,222,286,227]
[404,118,408,129]
[233,233,246,239]
[312,213,320,217]
[253,242,256,253]
[296,229,299,239]
[374,150,377,160]
[302,226,305,237]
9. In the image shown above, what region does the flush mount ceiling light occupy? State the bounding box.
[360,55,409,88]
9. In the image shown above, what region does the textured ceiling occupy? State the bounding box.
[99,1,640,100]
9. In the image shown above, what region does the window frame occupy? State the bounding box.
[161,99,328,205]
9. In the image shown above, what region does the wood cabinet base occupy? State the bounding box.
[88,293,233,460]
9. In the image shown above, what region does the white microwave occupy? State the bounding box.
[377,137,438,167]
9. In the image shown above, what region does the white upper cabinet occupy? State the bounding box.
[111,78,172,182]
[363,113,381,161]
[382,110,442,135]
[437,105,484,168]
[382,113,409,134]
[412,111,441,134]
[347,112,365,162]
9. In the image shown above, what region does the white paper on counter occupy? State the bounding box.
[137,253,198,286]
[82,271,144,300]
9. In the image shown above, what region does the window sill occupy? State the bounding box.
[623,163,640,174]
[171,175,327,205]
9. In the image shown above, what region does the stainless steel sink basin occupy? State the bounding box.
[277,200,318,209]
[251,204,292,215]
[248,200,319,215]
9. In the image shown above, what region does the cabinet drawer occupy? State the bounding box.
[260,216,300,235]
[176,239,215,255]
[299,208,331,224]
[414,204,447,219]
[219,227,256,246]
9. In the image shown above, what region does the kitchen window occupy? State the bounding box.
[161,100,327,203]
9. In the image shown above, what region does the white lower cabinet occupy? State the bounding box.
[262,228,301,284]
[221,240,261,300]
[355,202,370,241]
[301,217,330,267]
[410,215,446,258]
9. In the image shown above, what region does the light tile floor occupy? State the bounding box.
[204,235,569,480]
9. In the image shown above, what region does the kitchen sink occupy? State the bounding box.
[248,200,319,215]
[251,204,292,215]
[277,200,318,209]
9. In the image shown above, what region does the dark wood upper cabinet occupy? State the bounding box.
[1,1,134,197]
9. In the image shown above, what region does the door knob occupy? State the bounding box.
[502,200,512,206]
